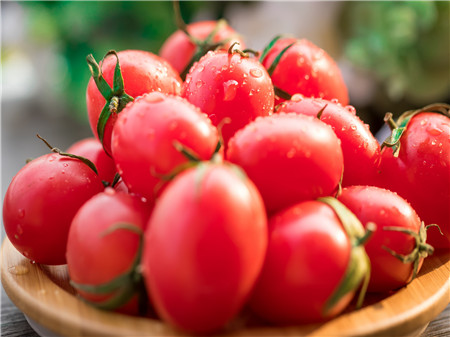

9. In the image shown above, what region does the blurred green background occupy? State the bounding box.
[3,1,449,127]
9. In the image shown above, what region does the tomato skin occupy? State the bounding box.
[66,188,152,315]
[261,38,349,106]
[66,137,117,184]
[159,20,244,75]
[3,153,104,265]
[227,113,344,214]
[86,50,182,155]
[375,112,450,249]
[182,50,274,148]
[338,185,424,292]
[249,200,352,324]
[111,92,219,202]
[276,96,381,187]
[142,163,267,334]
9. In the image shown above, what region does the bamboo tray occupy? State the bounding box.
[1,237,449,337]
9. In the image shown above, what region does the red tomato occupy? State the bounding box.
[227,113,344,214]
[276,95,381,187]
[3,153,104,265]
[66,137,117,185]
[160,20,244,77]
[376,109,450,249]
[260,37,349,106]
[111,92,219,202]
[86,50,182,155]
[67,188,152,315]
[338,185,433,292]
[182,49,274,149]
[249,199,368,324]
[142,162,267,334]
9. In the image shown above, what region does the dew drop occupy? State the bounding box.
[104,187,115,196]
[8,265,29,275]
[427,126,443,136]
[350,124,357,131]
[197,64,205,72]
[146,92,165,103]
[18,209,25,219]
[331,98,340,104]
[223,80,238,101]
[286,148,296,158]
[420,119,428,126]
[431,140,437,146]
[250,68,263,78]
[304,74,310,80]
[291,94,304,102]
[63,163,69,167]
[345,105,356,114]
[196,80,204,88]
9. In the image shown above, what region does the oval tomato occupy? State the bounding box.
[338,185,434,292]
[160,20,244,78]
[260,37,349,106]
[142,162,267,334]
[66,137,117,185]
[111,92,219,202]
[3,153,104,265]
[376,107,450,249]
[276,95,381,187]
[182,49,274,149]
[67,188,152,315]
[227,113,343,214]
[249,199,369,324]
[86,49,182,155]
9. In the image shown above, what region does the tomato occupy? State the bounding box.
[160,20,244,78]
[182,48,274,149]
[227,113,344,214]
[338,185,434,293]
[111,92,219,202]
[3,153,104,265]
[375,106,450,249]
[67,188,152,315]
[66,137,117,185]
[249,199,370,324]
[86,49,182,155]
[260,37,349,106]
[142,162,267,334]
[276,95,381,187]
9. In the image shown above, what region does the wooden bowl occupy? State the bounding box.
[1,237,449,336]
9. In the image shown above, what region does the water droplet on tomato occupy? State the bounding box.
[431,140,437,146]
[345,105,356,114]
[427,126,443,136]
[196,80,204,88]
[147,92,165,103]
[420,119,428,126]
[286,148,296,158]
[331,98,340,104]
[291,94,304,102]
[297,57,305,66]
[197,64,205,72]
[104,187,115,196]
[341,126,347,131]
[250,68,263,78]
[223,80,238,101]
[48,176,54,181]
[350,124,357,131]
[8,265,29,275]
[304,74,310,80]
[18,209,25,219]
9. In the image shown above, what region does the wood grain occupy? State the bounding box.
[1,237,449,337]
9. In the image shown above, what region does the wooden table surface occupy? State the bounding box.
[1,284,449,337]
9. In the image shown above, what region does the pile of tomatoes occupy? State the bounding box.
[3,13,449,335]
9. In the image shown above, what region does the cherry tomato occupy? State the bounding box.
[86,49,182,155]
[111,92,219,202]
[338,185,433,293]
[375,106,450,249]
[160,20,244,78]
[66,137,117,185]
[227,113,344,214]
[260,37,349,106]
[249,199,369,324]
[67,188,152,315]
[142,162,267,334]
[182,48,274,149]
[276,95,381,187]
[3,153,104,265]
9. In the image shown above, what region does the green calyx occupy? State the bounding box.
[382,103,450,157]
[70,223,148,313]
[86,50,134,151]
[382,222,435,284]
[36,134,98,175]
[317,197,374,314]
